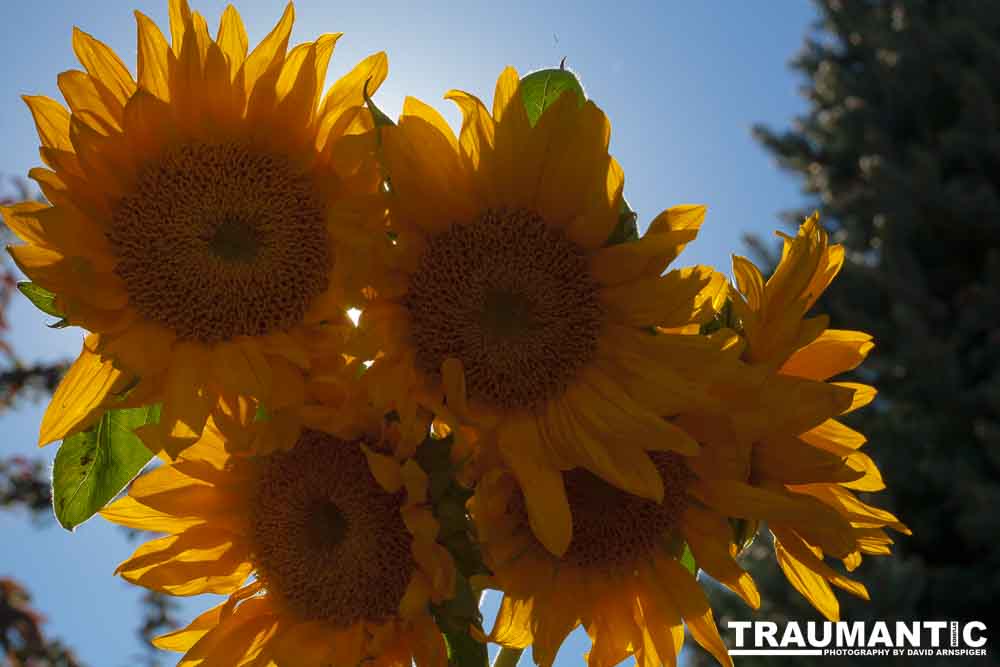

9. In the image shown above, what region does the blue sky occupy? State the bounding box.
[0,1,817,664]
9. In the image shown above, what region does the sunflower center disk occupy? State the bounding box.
[558,453,693,570]
[406,210,604,410]
[209,218,260,263]
[109,142,330,343]
[250,430,415,625]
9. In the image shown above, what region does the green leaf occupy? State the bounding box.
[363,77,395,129]
[493,647,525,667]
[700,298,734,335]
[680,542,698,575]
[433,575,488,667]
[605,198,639,246]
[519,66,585,126]
[416,434,490,665]
[442,627,488,667]
[17,281,64,318]
[52,404,161,531]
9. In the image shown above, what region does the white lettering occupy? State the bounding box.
[837,622,864,647]
[780,622,806,648]
[964,622,987,648]
[868,622,892,647]
[808,621,832,647]
[729,621,752,647]
[756,622,779,648]
[896,621,920,647]
[925,621,947,647]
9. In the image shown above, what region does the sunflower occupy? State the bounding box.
[472,328,871,666]
[353,67,826,556]
[3,0,389,457]
[473,453,757,667]
[101,405,454,666]
[718,213,909,621]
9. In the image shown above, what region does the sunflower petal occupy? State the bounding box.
[153,602,225,652]
[72,28,136,108]
[23,96,72,151]
[497,417,572,557]
[39,336,126,446]
[774,535,840,622]
[241,3,294,96]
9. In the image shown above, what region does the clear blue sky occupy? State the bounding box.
[0,1,817,664]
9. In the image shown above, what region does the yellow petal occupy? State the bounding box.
[586,593,642,667]
[100,495,204,533]
[602,266,725,328]
[589,227,700,286]
[530,584,581,667]
[497,417,572,557]
[732,255,765,310]
[241,3,294,97]
[39,336,126,446]
[536,101,613,228]
[57,70,121,133]
[72,28,136,108]
[634,579,684,667]
[1,204,106,270]
[491,66,531,204]
[167,0,193,55]
[842,451,885,492]
[116,525,252,595]
[412,539,456,601]
[361,444,403,493]
[772,526,870,601]
[491,595,535,648]
[210,341,271,402]
[268,620,336,666]
[492,66,521,120]
[274,35,341,129]
[216,5,248,78]
[681,506,760,609]
[153,602,224,651]
[135,11,171,100]
[399,571,432,618]
[444,89,497,199]
[793,483,909,534]
[316,51,388,149]
[99,320,176,377]
[158,342,214,456]
[693,478,839,525]
[179,597,277,666]
[384,98,476,228]
[563,154,623,249]
[645,204,707,265]
[265,355,305,411]
[22,96,72,151]
[774,536,840,621]
[800,418,866,451]
[401,459,430,505]
[652,555,733,667]
[780,329,874,380]
[833,382,877,413]
[753,435,865,485]
[122,88,173,160]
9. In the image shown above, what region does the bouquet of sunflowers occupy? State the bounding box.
[2,2,907,665]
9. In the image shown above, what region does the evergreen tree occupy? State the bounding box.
[692,1,1000,664]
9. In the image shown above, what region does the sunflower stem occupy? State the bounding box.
[492,647,524,667]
